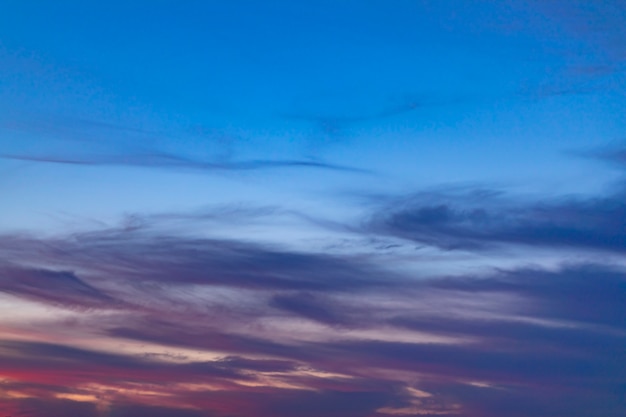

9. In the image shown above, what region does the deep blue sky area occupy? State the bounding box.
[0,2,625,417]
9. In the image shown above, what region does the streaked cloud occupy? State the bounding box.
[1,151,369,174]
[0,214,624,416]
[366,187,626,252]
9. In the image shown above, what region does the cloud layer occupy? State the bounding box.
[0,185,624,417]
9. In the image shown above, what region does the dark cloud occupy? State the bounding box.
[0,264,116,309]
[580,143,626,169]
[0,340,151,370]
[414,380,626,417]
[169,386,409,417]
[367,188,626,252]
[319,337,617,384]
[270,292,351,326]
[8,397,99,417]
[2,396,211,417]
[604,147,626,165]
[264,389,396,417]
[105,404,210,417]
[391,315,625,355]
[429,264,626,328]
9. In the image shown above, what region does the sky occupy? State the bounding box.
[0,1,625,416]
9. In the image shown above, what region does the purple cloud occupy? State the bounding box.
[0,214,624,416]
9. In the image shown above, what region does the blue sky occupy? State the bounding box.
[1,1,625,416]
[1,1,624,233]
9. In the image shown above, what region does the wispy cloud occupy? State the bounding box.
[365,187,626,252]
[284,96,425,136]
[0,214,624,416]
[1,151,370,174]
[0,112,371,174]
[0,264,117,310]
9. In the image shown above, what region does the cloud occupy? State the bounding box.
[0,151,369,174]
[604,148,626,166]
[0,229,403,296]
[579,143,626,169]
[0,112,371,175]
[5,397,99,417]
[0,339,411,417]
[92,259,624,415]
[216,356,298,373]
[391,315,624,354]
[0,222,625,416]
[412,380,626,417]
[104,404,210,417]
[269,292,351,326]
[0,264,116,309]
[366,188,626,252]
[429,264,626,328]
[107,320,316,362]
[262,389,396,417]
[0,338,292,388]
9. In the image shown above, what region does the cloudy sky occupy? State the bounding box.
[1,1,625,416]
